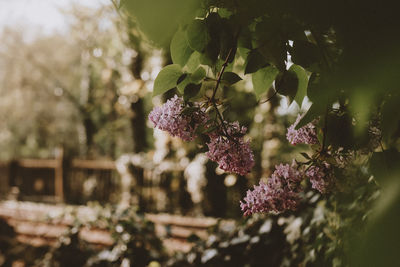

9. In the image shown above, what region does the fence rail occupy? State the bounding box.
[71,159,116,170]
[0,151,193,214]
[0,201,233,252]
[0,149,246,217]
[0,149,118,204]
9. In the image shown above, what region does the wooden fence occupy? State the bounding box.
[0,155,189,212]
[0,150,246,217]
[0,200,234,253]
[0,149,118,204]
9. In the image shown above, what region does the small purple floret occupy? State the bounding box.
[206,122,255,176]
[240,161,303,215]
[148,95,207,141]
[287,115,319,145]
[305,163,335,194]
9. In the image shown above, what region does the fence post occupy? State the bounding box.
[8,160,18,187]
[54,147,64,201]
[7,160,20,200]
[0,161,10,197]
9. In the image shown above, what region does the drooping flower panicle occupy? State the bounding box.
[287,115,319,145]
[240,161,303,216]
[149,96,255,175]
[305,163,335,194]
[148,95,207,141]
[206,122,255,176]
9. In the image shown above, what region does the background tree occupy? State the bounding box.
[0,3,156,159]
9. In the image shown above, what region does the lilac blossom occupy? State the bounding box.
[148,95,207,141]
[240,161,303,216]
[206,122,254,176]
[287,115,319,145]
[305,163,335,194]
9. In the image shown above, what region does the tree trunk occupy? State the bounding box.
[83,116,95,157]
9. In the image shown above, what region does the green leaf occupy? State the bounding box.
[177,67,206,93]
[238,47,250,61]
[254,19,286,71]
[203,41,220,64]
[306,73,335,107]
[370,150,400,183]
[170,28,193,66]
[153,64,183,96]
[177,73,188,84]
[281,19,308,41]
[289,64,309,106]
[276,70,298,104]
[199,52,214,66]
[381,95,400,143]
[221,72,242,85]
[204,13,222,64]
[218,8,232,18]
[290,40,321,70]
[219,19,236,63]
[202,125,218,134]
[183,83,202,101]
[195,124,218,135]
[186,51,202,72]
[122,0,199,47]
[238,26,252,50]
[245,49,269,74]
[194,124,206,134]
[325,112,354,150]
[252,66,279,100]
[186,19,210,52]
[177,74,191,93]
[180,106,198,116]
[306,73,321,102]
[296,102,324,129]
[191,67,206,83]
[214,59,233,76]
[300,152,311,160]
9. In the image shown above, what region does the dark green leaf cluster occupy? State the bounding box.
[124,0,400,151]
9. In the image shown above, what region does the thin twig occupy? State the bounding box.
[211,49,233,101]
[260,87,279,104]
[210,48,233,136]
[321,107,329,152]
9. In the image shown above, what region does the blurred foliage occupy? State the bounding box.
[37,204,166,267]
[0,4,156,160]
[0,205,165,266]
[168,178,379,267]
[0,217,49,266]
[120,0,199,48]
[0,174,377,267]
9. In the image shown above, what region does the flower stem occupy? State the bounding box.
[210,48,233,137]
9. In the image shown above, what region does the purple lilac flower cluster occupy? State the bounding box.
[240,161,303,215]
[286,115,319,145]
[206,122,255,176]
[148,95,208,141]
[305,163,335,194]
[149,96,255,175]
